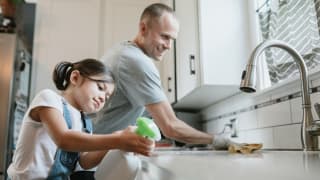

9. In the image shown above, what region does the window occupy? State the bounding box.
[256,0,320,89]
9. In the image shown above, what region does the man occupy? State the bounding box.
[94,3,231,149]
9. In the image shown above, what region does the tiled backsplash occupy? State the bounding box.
[201,78,320,149]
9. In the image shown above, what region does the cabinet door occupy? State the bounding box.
[175,0,200,100]
[155,46,175,103]
[101,0,175,103]
[198,0,251,85]
[174,0,252,109]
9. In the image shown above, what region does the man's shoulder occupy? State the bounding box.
[117,45,153,71]
[118,42,148,62]
[102,41,146,64]
[103,41,157,77]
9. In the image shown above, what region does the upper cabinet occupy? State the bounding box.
[175,0,200,101]
[174,0,255,110]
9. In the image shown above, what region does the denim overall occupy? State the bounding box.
[47,100,92,180]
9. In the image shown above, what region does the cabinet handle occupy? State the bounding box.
[167,77,172,92]
[189,55,196,75]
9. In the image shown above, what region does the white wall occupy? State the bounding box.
[202,73,320,149]
[30,0,102,98]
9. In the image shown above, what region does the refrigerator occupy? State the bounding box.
[0,33,16,179]
[0,3,35,179]
[0,33,33,180]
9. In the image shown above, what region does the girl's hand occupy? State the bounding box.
[114,126,155,156]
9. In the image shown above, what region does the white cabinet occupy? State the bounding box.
[174,0,254,110]
[31,0,175,103]
[175,0,200,101]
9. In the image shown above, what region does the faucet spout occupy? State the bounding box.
[240,40,319,151]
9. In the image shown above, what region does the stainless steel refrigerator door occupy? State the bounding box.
[0,33,16,176]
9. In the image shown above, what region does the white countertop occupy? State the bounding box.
[137,150,320,180]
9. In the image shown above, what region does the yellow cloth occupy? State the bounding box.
[228,143,263,154]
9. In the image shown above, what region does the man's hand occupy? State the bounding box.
[212,134,242,150]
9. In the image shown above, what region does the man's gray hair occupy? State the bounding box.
[140,3,176,26]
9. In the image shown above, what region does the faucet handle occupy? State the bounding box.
[307,122,320,136]
[314,103,320,119]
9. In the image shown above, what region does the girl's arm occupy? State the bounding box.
[31,106,153,156]
[77,126,152,169]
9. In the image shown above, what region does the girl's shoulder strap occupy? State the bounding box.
[81,112,92,133]
[61,98,92,133]
[62,99,73,129]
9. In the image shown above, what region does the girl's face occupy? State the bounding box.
[70,72,115,113]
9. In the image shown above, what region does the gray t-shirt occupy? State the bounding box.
[93,41,167,134]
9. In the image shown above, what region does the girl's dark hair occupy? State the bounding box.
[53,58,114,90]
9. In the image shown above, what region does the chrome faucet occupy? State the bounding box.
[240,40,319,151]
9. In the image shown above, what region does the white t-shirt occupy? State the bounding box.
[7,89,83,180]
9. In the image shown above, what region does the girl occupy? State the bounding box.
[7,59,153,179]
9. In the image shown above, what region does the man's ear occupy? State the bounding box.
[140,21,148,35]
[69,70,82,86]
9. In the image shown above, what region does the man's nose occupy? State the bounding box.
[164,39,172,50]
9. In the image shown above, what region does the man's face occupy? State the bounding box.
[142,12,179,61]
